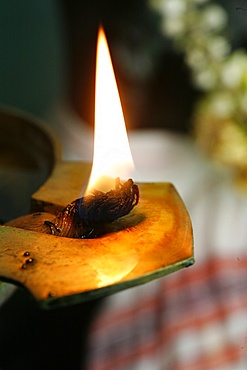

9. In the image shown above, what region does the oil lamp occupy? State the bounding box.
[0,27,194,308]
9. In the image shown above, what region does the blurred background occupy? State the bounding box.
[0,0,198,132]
[1,1,247,369]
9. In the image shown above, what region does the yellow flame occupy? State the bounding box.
[85,26,134,194]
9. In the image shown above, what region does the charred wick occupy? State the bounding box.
[44,178,139,239]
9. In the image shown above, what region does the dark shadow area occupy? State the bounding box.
[0,288,102,370]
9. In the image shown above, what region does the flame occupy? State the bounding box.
[85,26,134,194]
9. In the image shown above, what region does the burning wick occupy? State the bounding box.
[44,178,139,238]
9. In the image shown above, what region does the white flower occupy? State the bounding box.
[201,4,228,32]
[158,0,186,18]
[207,36,230,60]
[161,17,185,37]
[207,92,235,117]
[186,48,208,71]
[194,68,218,90]
[221,51,247,89]
[149,0,247,106]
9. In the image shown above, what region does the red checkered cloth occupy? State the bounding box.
[86,257,247,370]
